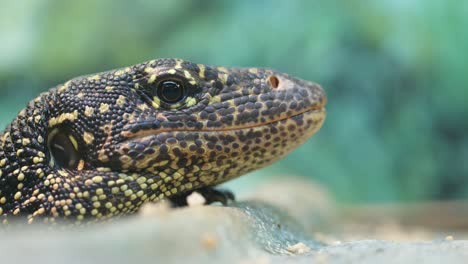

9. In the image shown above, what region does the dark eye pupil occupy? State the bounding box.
[157,80,185,103]
[48,132,80,169]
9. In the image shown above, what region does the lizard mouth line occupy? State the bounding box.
[121,105,325,142]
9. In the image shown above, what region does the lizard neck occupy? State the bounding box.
[0,96,50,220]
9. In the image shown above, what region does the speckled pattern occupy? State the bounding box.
[0,58,326,225]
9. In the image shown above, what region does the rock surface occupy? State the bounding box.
[1,177,468,264]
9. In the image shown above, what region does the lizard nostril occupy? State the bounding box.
[268,75,280,89]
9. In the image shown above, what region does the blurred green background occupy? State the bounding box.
[1,0,467,203]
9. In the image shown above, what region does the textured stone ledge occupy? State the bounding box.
[2,177,468,264]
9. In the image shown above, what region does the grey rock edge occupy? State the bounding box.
[1,177,468,264]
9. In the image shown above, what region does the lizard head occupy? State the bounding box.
[46,59,326,190]
[0,58,326,222]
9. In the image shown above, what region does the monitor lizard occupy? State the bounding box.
[0,58,326,225]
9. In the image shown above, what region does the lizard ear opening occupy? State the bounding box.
[47,129,80,170]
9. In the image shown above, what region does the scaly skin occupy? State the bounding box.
[0,58,326,225]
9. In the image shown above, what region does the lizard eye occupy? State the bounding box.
[47,129,80,169]
[155,79,186,104]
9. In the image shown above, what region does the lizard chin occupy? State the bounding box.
[113,107,325,187]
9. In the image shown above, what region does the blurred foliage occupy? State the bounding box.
[1,0,467,203]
